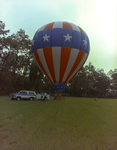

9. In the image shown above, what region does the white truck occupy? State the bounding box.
[9,90,36,101]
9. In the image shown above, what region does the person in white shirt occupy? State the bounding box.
[44,93,47,100]
[41,92,43,100]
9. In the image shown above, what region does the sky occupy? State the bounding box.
[0,0,117,74]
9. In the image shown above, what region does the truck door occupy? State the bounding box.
[22,91,28,99]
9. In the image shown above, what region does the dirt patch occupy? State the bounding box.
[5,117,13,123]
[9,141,17,146]
[0,137,17,149]
[0,137,8,149]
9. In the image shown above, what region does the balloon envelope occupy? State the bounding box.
[31,21,90,90]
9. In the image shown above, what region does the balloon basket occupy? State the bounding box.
[54,95,62,100]
[53,91,65,100]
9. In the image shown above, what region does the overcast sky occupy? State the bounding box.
[1,0,117,73]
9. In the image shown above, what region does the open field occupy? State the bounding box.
[0,97,117,150]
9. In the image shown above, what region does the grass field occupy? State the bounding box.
[0,97,117,150]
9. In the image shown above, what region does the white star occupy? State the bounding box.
[83,38,87,48]
[63,33,72,42]
[43,33,50,42]
[32,40,35,45]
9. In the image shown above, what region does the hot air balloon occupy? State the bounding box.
[31,21,90,91]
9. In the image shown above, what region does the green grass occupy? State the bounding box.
[0,97,117,150]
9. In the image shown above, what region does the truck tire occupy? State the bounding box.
[17,97,21,101]
[30,97,33,101]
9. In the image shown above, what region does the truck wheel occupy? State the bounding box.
[30,97,33,101]
[17,97,21,101]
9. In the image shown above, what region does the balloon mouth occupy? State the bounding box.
[51,84,66,91]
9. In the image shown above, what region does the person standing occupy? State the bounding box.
[44,92,47,101]
[41,92,43,100]
[47,93,50,100]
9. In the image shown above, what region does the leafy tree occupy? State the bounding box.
[7,29,31,74]
[93,69,110,97]
[0,20,10,51]
[68,62,111,98]
[69,67,87,97]
[6,29,32,90]
[108,69,117,97]
[83,62,96,96]
[0,21,32,94]
[0,21,10,69]
[29,59,48,93]
[0,21,10,94]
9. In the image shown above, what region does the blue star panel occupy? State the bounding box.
[51,84,66,91]
[31,28,90,55]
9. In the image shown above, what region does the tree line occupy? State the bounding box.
[0,21,117,98]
